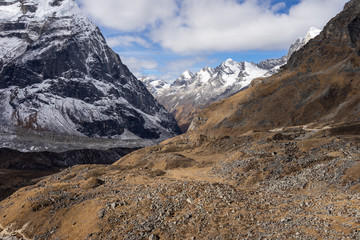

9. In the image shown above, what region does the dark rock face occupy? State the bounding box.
[257,57,287,70]
[348,16,360,44]
[0,0,181,142]
[287,0,360,70]
[0,147,138,170]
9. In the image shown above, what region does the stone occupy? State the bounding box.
[149,234,160,240]
[98,209,106,219]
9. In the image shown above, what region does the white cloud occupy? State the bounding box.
[78,0,348,54]
[121,56,158,73]
[150,0,348,54]
[106,35,150,48]
[78,0,178,31]
[152,57,205,81]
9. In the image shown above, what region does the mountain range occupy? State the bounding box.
[141,27,321,132]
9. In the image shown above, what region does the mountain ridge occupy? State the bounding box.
[141,27,320,132]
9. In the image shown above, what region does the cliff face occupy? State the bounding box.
[0,0,181,144]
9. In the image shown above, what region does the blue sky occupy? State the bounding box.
[76,0,348,81]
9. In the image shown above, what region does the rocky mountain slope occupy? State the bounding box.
[1,1,360,239]
[0,0,181,151]
[142,28,321,132]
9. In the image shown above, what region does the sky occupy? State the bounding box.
[76,0,348,81]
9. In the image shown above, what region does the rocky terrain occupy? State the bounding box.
[141,27,320,132]
[1,0,360,239]
[1,125,359,239]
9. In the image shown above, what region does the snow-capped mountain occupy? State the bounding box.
[138,76,171,97]
[167,59,271,107]
[287,27,322,59]
[0,0,181,150]
[154,60,274,132]
[141,27,321,132]
[172,70,194,87]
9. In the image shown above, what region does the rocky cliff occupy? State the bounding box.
[0,0,181,150]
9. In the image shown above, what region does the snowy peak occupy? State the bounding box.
[304,27,322,44]
[222,58,235,66]
[181,70,193,80]
[287,27,321,59]
[172,70,194,87]
[0,0,181,147]
[139,76,170,97]
[144,58,273,132]
[196,67,213,84]
[0,0,96,66]
[0,0,86,21]
[220,58,242,73]
[199,67,213,73]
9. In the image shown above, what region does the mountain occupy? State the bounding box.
[0,0,181,152]
[286,27,322,59]
[142,28,320,132]
[138,76,171,97]
[1,1,359,239]
[159,60,274,132]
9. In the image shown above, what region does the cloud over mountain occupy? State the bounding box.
[79,0,348,54]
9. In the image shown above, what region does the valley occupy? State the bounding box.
[1,124,359,239]
[1,0,360,239]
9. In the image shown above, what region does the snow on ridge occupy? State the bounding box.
[181,70,193,79]
[142,57,273,108]
[0,0,97,64]
[0,0,87,22]
[0,76,177,141]
[288,27,321,58]
[0,37,27,60]
[197,67,212,84]
[223,58,235,66]
[304,27,321,44]
[139,77,171,97]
